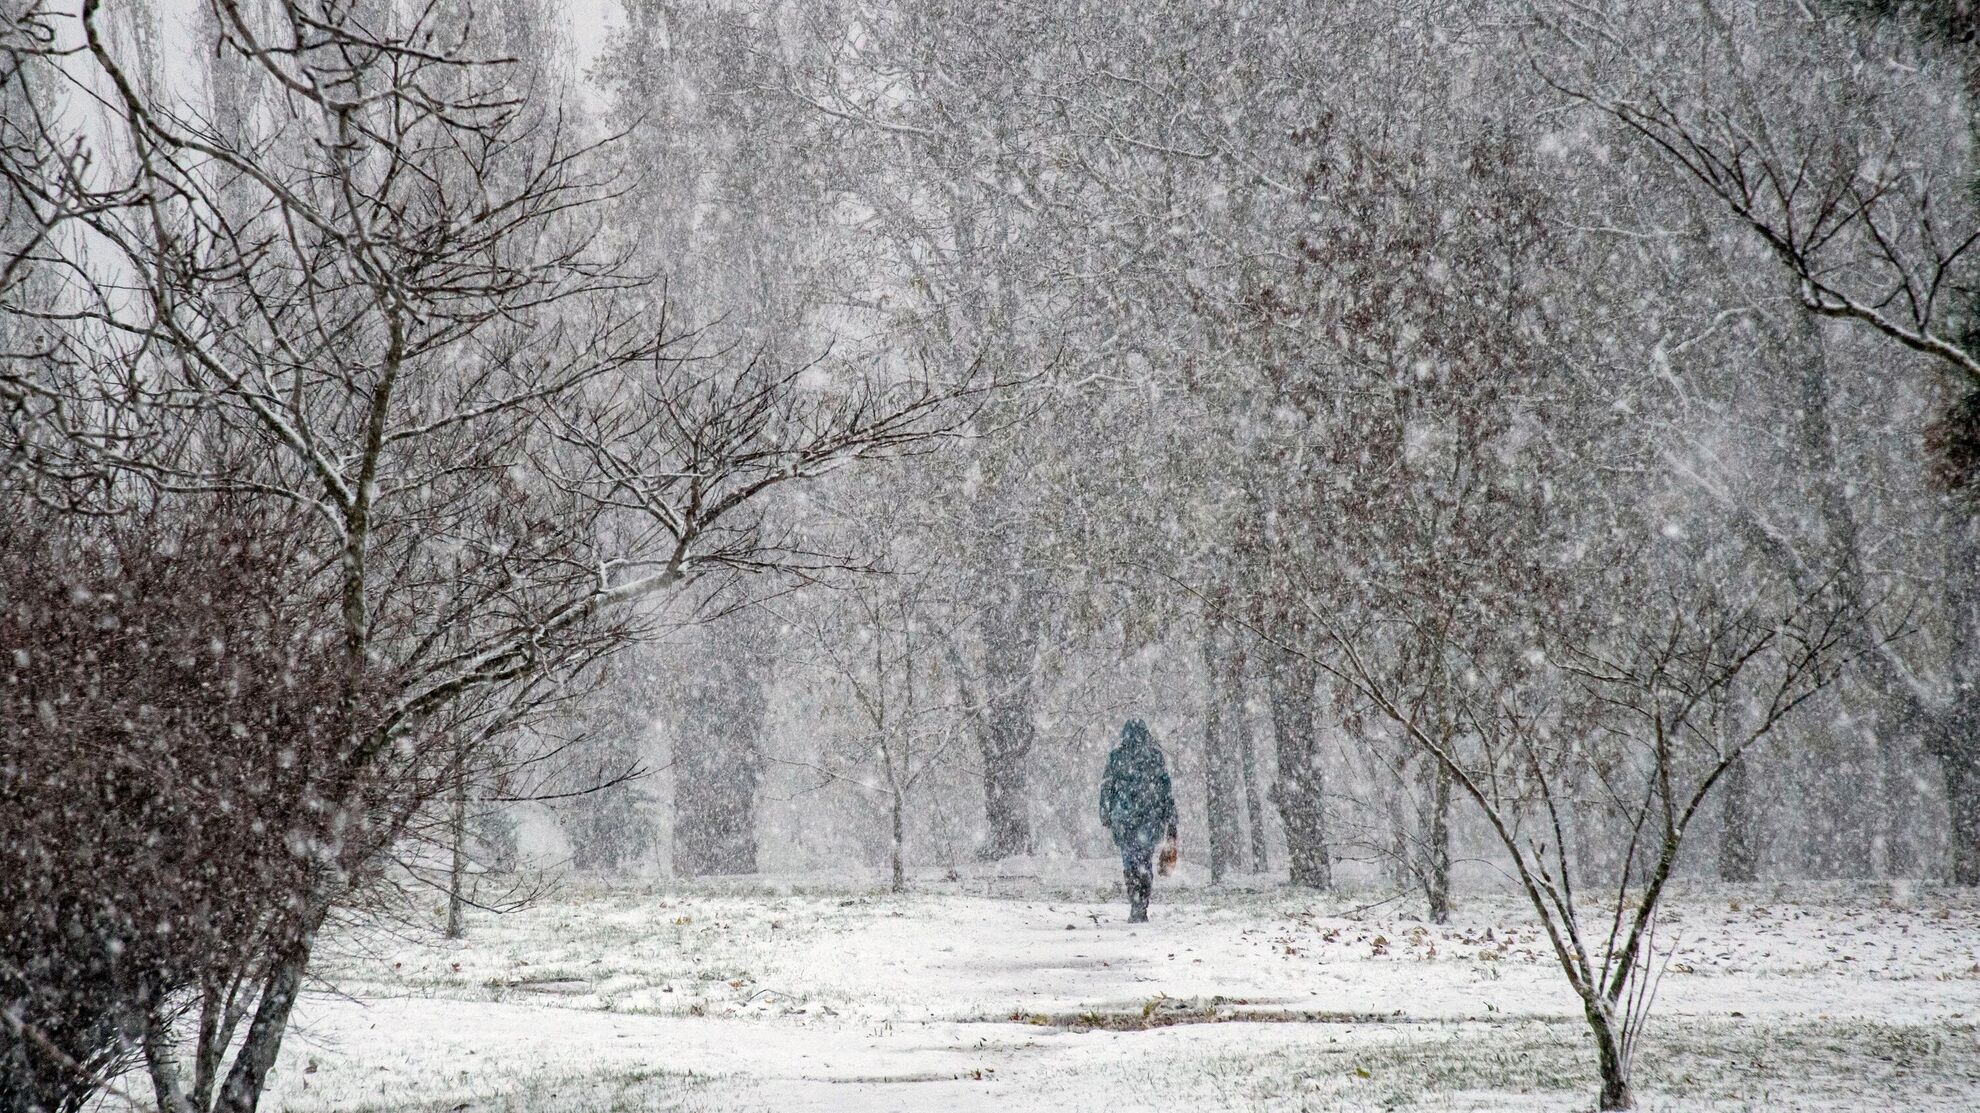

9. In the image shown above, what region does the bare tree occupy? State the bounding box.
[781,567,969,893]
[0,3,981,1109]
[1319,579,1856,1110]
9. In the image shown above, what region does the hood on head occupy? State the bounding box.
[1120,718,1150,747]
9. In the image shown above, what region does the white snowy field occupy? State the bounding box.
[233,866,1977,1113]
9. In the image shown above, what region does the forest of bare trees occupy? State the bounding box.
[4,1,1978,1111]
[564,0,1977,895]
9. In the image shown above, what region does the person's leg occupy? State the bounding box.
[1119,844,1138,917]
[1117,842,1137,917]
[1124,846,1153,922]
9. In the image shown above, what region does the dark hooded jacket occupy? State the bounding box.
[1098,720,1177,852]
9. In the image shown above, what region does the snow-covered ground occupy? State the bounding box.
[251,866,1979,1112]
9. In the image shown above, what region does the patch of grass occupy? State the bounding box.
[1226,1017,1980,1111]
[1000,999,1414,1032]
[314,1066,718,1113]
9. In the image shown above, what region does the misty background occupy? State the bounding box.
[502,0,1978,898]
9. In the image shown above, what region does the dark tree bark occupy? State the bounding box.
[1201,627,1245,883]
[213,903,325,1113]
[1719,748,1760,883]
[674,758,762,875]
[1238,699,1271,874]
[1716,681,1761,882]
[978,712,1035,859]
[1941,736,1980,886]
[1586,999,1635,1111]
[890,787,908,893]
[1929,681,1980,886]
[1774,292,1977,883]
[978,680,1037,859]
[1266,647,1331,889]
[1219,641,1270,873]
[1935,509,1980,885]
[975,581,1039,860]
[1714,315,1974,882]
[1423,759,1454,924]
[445,741,469,939]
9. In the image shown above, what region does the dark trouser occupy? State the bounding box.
[1119,842,1155,922]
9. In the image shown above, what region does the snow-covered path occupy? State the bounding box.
[249,877,1980,1111]
[275,996,1381,1113]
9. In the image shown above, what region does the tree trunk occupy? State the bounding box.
[1937,505,1980,885]
[976,597,1038,859]
[192,980,226,1110]
[144,1006,194,1113]
[1240,720,1269,874]
[213,913,321,1113]
[445,750,468,939]
[1201,628,1244,883]
[1944,744,1980,886]
[1424,758,1454,924]
[945,627,1034,861]
[1267,648,1331,889]
[673,741,763,875]
[1718,747,1759,883]
[1227,648,1270,874]
[1583,997,1635,1110]
[979,689,1035,859]
[1877,727,1923,877]
[1202,650,1227,885]
[1713,679,1760,882]
[890,787,907,893]
[1931,702,1980,885]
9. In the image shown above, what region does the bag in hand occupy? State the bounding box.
[1157,836,1180,877]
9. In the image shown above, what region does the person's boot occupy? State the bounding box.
[1127,868,1150,922]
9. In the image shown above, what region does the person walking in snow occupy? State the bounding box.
[1098,718,1179,923]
